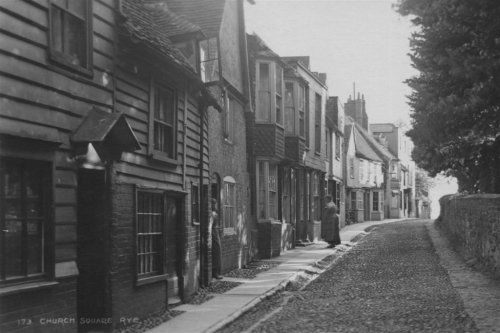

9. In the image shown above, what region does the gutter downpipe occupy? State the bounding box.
[199,101,208,287]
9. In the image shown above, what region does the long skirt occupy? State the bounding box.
[212,228,222,276]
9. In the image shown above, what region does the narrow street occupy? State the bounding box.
[219,220,481,333]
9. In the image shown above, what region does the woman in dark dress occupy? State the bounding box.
[211,198,223,279]
[321,195,341,248]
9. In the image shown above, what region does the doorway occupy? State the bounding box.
[77,168,111,332]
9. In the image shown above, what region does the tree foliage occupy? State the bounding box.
[396,0,500,193]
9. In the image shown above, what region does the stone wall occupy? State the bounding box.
[438,194,500,279]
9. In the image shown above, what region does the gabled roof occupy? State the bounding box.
[119,0,223,111]
[149,2,204,41]
[247,33,283,61]
[353,125,382,162]
[281,56,310,69]
[166,0,226,37]
[120,0,198,74]
[354,122,396,162]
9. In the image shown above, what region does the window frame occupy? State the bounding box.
[372,191,379,212]
[335,133,341,160]
[255,60,284,125]
[148,81,178,164]
[284,81,296,135]
[312,172,320,220]
[191,183,199,225]
[298,84,306,139]
[198,37,221,84]
[222,177,236,232]
[0,158,53,285]
[256,160,278,220]
[135,188,168,285]
[314,93,322,154]
[48,0,93,75]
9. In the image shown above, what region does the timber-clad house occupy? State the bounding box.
[0,0,233,331]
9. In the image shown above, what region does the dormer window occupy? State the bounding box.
[255,61,284,125]
[199,38,220,83]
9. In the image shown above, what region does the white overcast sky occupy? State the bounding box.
[245,0,417,126]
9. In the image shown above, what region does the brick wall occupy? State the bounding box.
[0,279,77,333]
[438,194,500,279]
[110,184,167,326]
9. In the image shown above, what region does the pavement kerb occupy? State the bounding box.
[203,220,390,333]
[203,270,300,333]
[191,218,412,333]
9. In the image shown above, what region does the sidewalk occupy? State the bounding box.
[146,218,410,333]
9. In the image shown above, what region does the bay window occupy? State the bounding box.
[299,85,306,138]
[285,82,295,135]
[256,161,278,220]
[256,61,284,125]
[314,93,322,154]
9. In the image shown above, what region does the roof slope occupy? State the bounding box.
[166,0,226,37]
[354,122,396,162]
[120,0,198,73]
[353,125,382,162]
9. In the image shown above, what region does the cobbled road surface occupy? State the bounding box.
[222,220,478,333]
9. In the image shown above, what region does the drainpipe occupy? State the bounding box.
[199,101,207,287]
[183,87,188,190]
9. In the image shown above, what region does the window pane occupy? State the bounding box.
[208,38,218,59]
[259,63,270,90]
[51,6,63,53]
[257,91,271,122]
[201,59,220,83]
[68,0,86,16]
[64,13,86,66]
[4,220,23,279]
[136,191,164,277]
[27,219,43,274]
[275,65,282,95]
[258,162,266,219]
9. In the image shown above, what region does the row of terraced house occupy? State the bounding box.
[0,0,427,332]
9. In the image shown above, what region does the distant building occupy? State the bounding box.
[370,123,416,218]
[344,119,385,222]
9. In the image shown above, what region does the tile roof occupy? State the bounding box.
[165,0,226,37]
[353,125,382,162]
[149,2,204,40]
[354,122,396,162]
[247,33,283,60]
[120,0,198,74]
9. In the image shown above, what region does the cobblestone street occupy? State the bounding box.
[218,220,496,333]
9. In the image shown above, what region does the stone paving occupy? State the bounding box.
[218,220,495,333]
